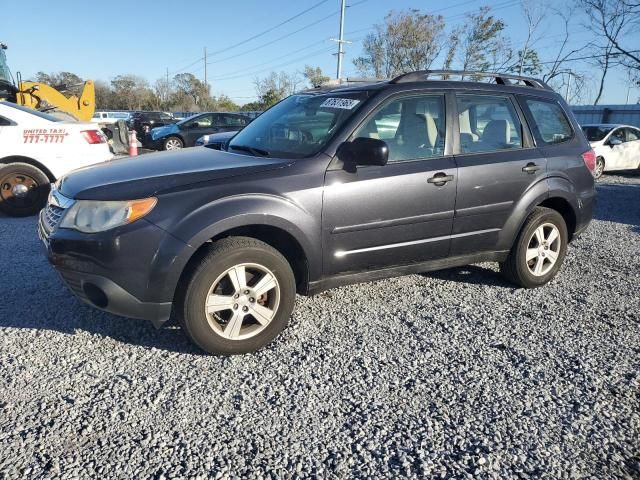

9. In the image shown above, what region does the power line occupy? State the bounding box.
[204,0,330,59]
[211,46,337,82]
[169,0,330,75]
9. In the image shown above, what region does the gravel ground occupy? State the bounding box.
[0,172,639,479]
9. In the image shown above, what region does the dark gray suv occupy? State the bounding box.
[39,71,596,355]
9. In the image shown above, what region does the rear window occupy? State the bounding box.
[524,98,573,145]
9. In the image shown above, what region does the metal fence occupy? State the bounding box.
[571,105,640,128]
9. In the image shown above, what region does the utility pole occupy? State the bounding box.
[204,47,208,88]
[335,0,346,80]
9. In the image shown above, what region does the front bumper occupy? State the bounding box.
[56,267,172,327]
[38,208,190,326]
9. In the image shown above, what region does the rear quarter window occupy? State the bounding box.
[523,98,573,145]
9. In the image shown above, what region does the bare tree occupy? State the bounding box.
[516,0,546,75]
[581,0,640,70]
[253,71,302,106]
[541,7,586,84]
[353,10,446,78]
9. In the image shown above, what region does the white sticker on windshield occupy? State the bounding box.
[320,98,360,110]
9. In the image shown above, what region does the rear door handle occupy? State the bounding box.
[522,163,540,174]
[427,173,454,186]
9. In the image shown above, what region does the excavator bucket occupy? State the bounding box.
[17,80,96,122]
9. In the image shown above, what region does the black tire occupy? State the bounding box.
[594,156,605,179]
[177,237,296,355]
[163,136,184,151]
[500,207,568,288]
[0,163,51,217]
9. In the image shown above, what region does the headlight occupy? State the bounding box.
[59,198,157,233]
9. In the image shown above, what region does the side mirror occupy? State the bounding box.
[339,137,389,167]
[608,136,622,147]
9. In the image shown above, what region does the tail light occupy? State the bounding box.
[81,130,107,144]
[581,149,596,175]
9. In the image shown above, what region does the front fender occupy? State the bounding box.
[148,192,322,302]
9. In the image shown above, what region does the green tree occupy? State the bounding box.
[303,65,330,88]
[508,49,542,76]
[171,73,211,111]
[215,94,240,111]
[111,74,152,110]
[460,6,512,73]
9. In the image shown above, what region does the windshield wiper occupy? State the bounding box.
[229,144,270,157]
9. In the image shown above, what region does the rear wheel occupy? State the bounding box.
[500,207,568,288]
[177,237,296,355]
[164,136,183,151]
[0,163,51,217]
[594,156,605,179]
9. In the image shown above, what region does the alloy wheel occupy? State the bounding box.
[204,263,280,340]
[525,223,561,276]
[165,138,182,150]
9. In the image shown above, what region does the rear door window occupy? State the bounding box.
[523,98,573,145]
[625,127,639,142]
[456,95,523,154]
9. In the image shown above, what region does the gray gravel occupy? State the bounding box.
[0,172,639,479]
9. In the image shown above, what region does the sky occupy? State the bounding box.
[1,0,638,105]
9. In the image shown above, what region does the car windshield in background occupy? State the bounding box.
[228,92,368,158]
[582,125,613,141]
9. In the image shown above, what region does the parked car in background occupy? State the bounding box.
[91,111,131,125]
[195,130,238,149]
[0,101,112,216]
[127,111,176,143]
[39,70,595,355]
[582,123,640,178]
[147,112,251,150]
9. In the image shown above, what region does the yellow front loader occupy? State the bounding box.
[0,42,95,121]
[17,79,95,122]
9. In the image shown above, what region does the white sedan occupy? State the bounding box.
[582,123,640,178]
[0,102,113,216]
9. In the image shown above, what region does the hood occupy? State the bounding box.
[58,148,291,200]
[150,123,178,139]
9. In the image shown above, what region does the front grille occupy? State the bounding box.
[42,204,65,232]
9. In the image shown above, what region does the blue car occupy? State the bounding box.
[148,112,251,150]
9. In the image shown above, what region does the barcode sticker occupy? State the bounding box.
[320,98,361,110]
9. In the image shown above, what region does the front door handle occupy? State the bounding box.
[522,163,540,174]
[427,173,454,186]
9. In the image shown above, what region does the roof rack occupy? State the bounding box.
[390,70,551,90]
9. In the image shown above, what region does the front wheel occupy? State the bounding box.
[500,207,568,288]
[164,136,183,151]
[0,163,51,217]
[177,237,296,355]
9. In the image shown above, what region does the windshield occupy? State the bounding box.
[2,102,61,122]
[228,92,368,158]
[582,125,613,142]
[0,48,12,84]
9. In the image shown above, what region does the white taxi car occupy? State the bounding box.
[0,101,113,216]
[582,123,640,178]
